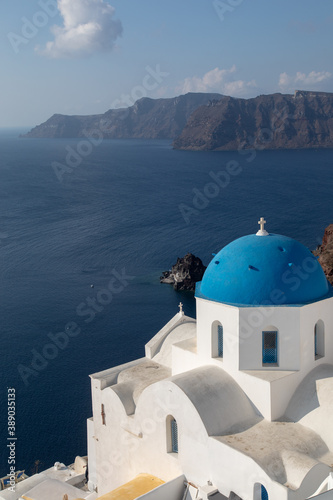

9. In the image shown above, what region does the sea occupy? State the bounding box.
[0,128,332,477]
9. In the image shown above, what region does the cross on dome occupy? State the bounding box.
[178,302,184,314]
[258,217,266,231]
[256,217,269,236]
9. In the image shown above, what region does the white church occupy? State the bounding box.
[3,219,333,500]
[85,218,333,500]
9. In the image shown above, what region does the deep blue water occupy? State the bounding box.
[0,129,332,476]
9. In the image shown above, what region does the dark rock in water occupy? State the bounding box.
[314,224,333,285]
[160,253,206,291]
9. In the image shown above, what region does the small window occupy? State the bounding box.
[212,321,223,358]
[171,419,178,453]
[218,325,223,357]
[166,415,178,454]
[261,485,269,500]
[254,482,269,500]
[314,320,325,359]
[262,331,278,365]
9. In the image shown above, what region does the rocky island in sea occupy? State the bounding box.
[173,90,333,151]
[160,253,206,291]
[21,93,223,140]
[22,90,333,152]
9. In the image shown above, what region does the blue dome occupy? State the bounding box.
[196,233,330,306]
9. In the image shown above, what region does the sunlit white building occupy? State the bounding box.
[86,219,333,500]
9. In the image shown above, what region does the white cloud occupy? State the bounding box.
[278,72,292,88]
[223,79,257,96]
[279,70,332,91]
[295,70,331,85]
[178,66,257,97]
[37,0,122,58]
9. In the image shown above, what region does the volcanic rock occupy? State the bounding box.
[173,90,333,151]
[314,224,333,285]
[160,253,206,291]
[22,93,223,140]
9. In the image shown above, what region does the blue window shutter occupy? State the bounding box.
[261,485,269,500]
[218,325,223,357]
[262,331,277,364]
[171,419,178,453]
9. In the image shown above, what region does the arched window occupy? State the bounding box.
[261,485,269,500]
[166,415,178,454]
[212,321,223,358]
[262,330,278,365]
[171,419,178,453]
[253,483,269,500]
[314,320,325,359]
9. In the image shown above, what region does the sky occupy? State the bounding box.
[1,0,333,127]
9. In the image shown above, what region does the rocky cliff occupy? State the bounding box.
[22,93,223,139]
[315,224,333,285]
[173,90,333,151]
